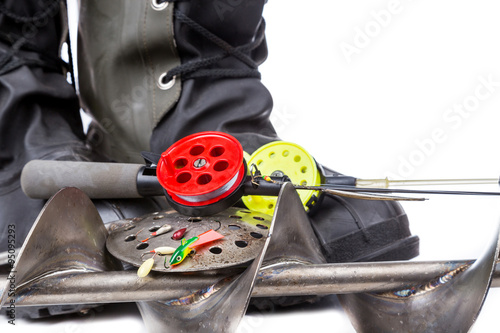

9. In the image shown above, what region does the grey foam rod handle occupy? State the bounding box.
[21,160,144,199]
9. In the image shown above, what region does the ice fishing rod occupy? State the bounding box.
[20,131,500,216]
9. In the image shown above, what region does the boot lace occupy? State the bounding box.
[158,0,265,88]
[0,0,64,76]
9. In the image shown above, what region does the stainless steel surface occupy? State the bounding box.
[2,186,500,333]
[261,182,326,267]
[338,223,500,332]
[106,208,272,273]
[7,184,497,321]
[135,184,279,332]
[2,260,495,306]
[136,236,270,332]
[0,187,121,308]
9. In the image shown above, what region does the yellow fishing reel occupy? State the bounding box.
[242,141,322,215]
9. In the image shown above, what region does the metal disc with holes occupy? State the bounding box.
[106,207,272,273]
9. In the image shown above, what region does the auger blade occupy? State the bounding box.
[135,182,326,332]
[136,242,271,332]
[0,187,121,309]
[261,182,326,265]
[338,222,500,332]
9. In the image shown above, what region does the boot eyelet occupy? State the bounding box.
[151,0,169,11]
[157,73,176,90]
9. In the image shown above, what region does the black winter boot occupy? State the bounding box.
[0,0,171,249]
[147,0,419,266]
[0,0,168,318]
[310,168,419,263]
[0,0,95,253]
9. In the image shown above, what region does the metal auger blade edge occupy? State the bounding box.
[338,221,500,333]
[0,187,122,311]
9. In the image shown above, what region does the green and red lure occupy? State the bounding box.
[169,229,224,266]
[136,229,224,277]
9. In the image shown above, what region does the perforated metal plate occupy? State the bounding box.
[106,207,272,273]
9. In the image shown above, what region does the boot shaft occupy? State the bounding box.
[77,0,273,162]
[174,1,268,67]
[0,0,64,67]
[78,0,182,162]
[150,0,276,153]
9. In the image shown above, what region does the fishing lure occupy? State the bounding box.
[137,246,177,277]
[172,227,187,240]
[141,224,172,242]
[137,257,156,278]
[169,229,224,266]
[141,246,176,259]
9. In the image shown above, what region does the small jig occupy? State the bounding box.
[137,246,177,277]
[140,246,176,259]
[130,227,144,241]
[137,256,156,278]
[249,164,281,186]
[172,227,187,240]
[263,175,275,183]
[141,224,172,242]
[169,237,199,267]
[168,229,224,267]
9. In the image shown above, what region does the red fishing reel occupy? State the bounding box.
[157,131,247,216]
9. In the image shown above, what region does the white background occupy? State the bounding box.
[4,0,500,332]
